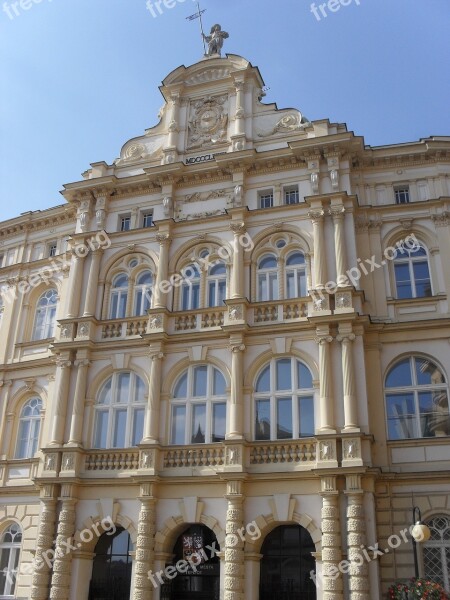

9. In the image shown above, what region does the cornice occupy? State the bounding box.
[0,208,76,242]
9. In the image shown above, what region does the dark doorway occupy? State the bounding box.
[88,527,132,600]
[259,524,316,600]
[161,524,220,600]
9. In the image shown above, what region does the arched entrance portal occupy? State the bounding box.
[161,524,220,600]
[88,527,133,600]
[259,524,316,600]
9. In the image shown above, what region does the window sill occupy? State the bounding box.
[387,295,444,305]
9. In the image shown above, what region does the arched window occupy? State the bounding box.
[260,525,316,600]
[423,515,450,592]
[0,524,22,597]
[15,397,43,459]
[181,265,201,311]
[285,252,307,298]
[88,528,132,600]
[257,255,279,301]
[385,356,449,439]
[32,289,57,340]
[170,365,227,444]
[393,242,432,299]
[93,372,146,449]
[133,270,153,316]
[109,274,128,319]
[254,358,315,440]
[207,262,227,308]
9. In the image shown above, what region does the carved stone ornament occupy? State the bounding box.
[343,439,360,460]
[187,95,229,150]
[335,292,352,308]
[258,112,309,138]
[163,196,172,218]
[233,185,243,207]
[310,172,319,193]
[149,315,163,330]
[226,447,240,466]
[140,450,155,469]
[228,306,243,321]
[44,454,57,471]
[62,453,74,471]
[320,441,333,461]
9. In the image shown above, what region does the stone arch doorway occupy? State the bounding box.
[88,527,133,600]
[161,524,220,600]
[259,524,316,600]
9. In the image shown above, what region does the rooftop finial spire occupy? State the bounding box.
[186,1,207,55]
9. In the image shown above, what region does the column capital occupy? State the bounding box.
[229,342,245,353]
[336,333,356,343]
[56,359,72,369]
[329,205,345,219]
[156,232,172,245]
[316,335,333,346]
[308,208,325,222]
[230,221,246,235]
[74,359,91,368]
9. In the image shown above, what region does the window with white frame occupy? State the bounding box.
[133,271,153,316]
[170,365,227,444]
[180,265,201,311]
[257,255,279,301]
[15,397,43,459]
[285,252,307,298]
[207,262,227,308]
[0,524,22,598]
[284,185,299,205]
[258,190,274,209]
[119,215,131,232]
[109,274,129,319]
[394,186,410,204]
[142,212,153,228]
[254,357,315,440]
[385,356,449,440]
[47,242,57,258]
[423,515,450,592]
[93,372,146,449]
[393,242,432,299]
[32,289,58,341]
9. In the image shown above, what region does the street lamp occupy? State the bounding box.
[411,507,431,579]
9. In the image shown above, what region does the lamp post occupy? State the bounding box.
[411,506,431,579]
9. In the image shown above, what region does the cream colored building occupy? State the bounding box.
[0,52,449,600]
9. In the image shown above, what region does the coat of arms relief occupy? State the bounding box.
[187,95,229,150]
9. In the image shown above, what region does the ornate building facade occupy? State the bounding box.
[0,51,449,600]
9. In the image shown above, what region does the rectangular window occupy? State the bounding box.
[386,393,416,439]
[93,411,109,449]
[394,186,410,204]
[276,397,293,439]
[258,190,274,209]
[284,186,299,205]
[171,405,186,444]
[142,212,153,228]
[120,215,131,231]
[394,263,412,299]
[132,408,145,446]
[191,404,206,444]
[212,403,226,442]
[299,396,315,437]
[48,242,57,257]
[255,399,270,441]
[113,410,127,448]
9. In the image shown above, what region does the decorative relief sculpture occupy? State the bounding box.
[258,112,310,138]
[187,95,229,150]
[203,24,229,56]
[233,185,243,206]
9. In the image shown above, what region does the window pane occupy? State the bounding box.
[258,274,267,301]
[386,393,416,439]
[113,410,127,448]
[29,419,40,456]
[298,271,306,297]
[213,369,226,396]
[397,282,413,299]
[174,374,188,398]
[117,373,130,403]
[16,421,30,458]
[210,263,226,276]
[134,290,143,315]
[277,397,292,439]
[286,253,304,266]
[255,399,270,441]
[98,379,112,405]
[269,273,278,300]
[94,412,109,448]
[276,359,292,391]
[182,285,190,310]
[259,256,277,269]
[286,272,295,298]
[299,396,315,436]
[218,280,226,305]
[256,366,270,392]
[191,404,206,444]
[110,294,118,319]
[386,359,412,388]
[415,281,432,297]
[0,549,10,594]
[297,362,313,389]
[171,405,186,444]
[413,261,430,280]
[208,282,216,307]
[191,283,200,309]
[132,408,145,446]
[134,376,146,402]
[212,403,226,442]
[193,366,207,397]
[415,359,444,385]
[118,293,128,318]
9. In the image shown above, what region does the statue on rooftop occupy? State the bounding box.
[203,24,229,56]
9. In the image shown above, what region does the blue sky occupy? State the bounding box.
[0,0,449,222]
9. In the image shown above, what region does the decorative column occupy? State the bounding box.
[66,253,85,318]
[234,80,245,136]
[337,326,359,431]
[82,249,102,317]
[143,347,164,443]
[308,208,326,288]
[0,380,13,459]
[153,233,171,309]
[50,357,72,446]
[224,480,245,600]
[346,475,370,600]
[167,93,180,149]
[67,356,91,446]
[329,204,347,285]
[49,486,77,600]
[230,222,246,299]
[321,477,343,600]
[31,485,58,600]
[227,339,245,440]
[133,483,156,600]
[316,330,335,433]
